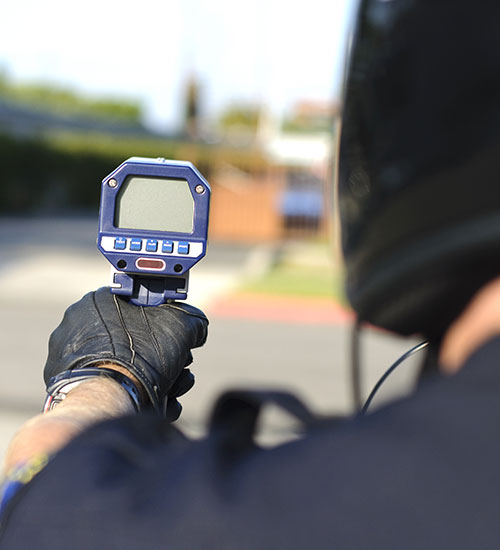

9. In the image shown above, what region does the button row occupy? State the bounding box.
[114,237,190,255]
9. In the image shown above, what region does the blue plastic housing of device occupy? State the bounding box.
[97,157,210,306]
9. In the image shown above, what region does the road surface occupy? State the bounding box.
[0,217,421,457]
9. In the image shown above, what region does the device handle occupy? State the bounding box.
[111,272,189,306]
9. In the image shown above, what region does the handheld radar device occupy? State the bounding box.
[97,157,210,306]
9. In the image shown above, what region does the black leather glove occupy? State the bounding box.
[44,287,208,417]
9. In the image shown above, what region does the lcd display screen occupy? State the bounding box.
[115,176,194,233]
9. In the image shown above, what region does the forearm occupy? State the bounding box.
[3,372,134,474]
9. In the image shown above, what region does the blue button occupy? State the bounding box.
[162,240,174,253]
[130,239,142,251]
[178,242,190,255]
[146,239,158,252]
[114,237,127,250]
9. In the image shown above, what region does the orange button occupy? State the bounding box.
[135,258,166,271]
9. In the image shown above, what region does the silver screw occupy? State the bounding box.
[195,184,205,194]
[108,178,118,188]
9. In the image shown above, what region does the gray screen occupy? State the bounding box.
[115,176,194,233]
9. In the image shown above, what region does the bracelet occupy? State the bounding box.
[43,367,143,413]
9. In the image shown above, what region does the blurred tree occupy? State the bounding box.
[182,75,202,140]
[0,67,7,91]
[0,76,143,123]
[218,104,260,132]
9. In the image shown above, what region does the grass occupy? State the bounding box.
[241,255,347,304]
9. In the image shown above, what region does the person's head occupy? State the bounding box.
[337,0,500,339]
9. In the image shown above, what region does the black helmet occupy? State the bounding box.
[338,0,500,338]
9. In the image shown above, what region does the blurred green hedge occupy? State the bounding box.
[0,133,121,214]
[0,131,269,215]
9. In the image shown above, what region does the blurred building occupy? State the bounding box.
[208,101,339,242]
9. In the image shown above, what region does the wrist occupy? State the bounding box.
[95,363,148,404]
[44,366,144,413]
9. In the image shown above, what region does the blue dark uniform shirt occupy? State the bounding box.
[2,337,500,549]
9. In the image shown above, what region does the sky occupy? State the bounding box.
[0,0,353,131]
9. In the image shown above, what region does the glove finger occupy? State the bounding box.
[168,368,195,398]
[156,302,209,349]
[161,301,208,323]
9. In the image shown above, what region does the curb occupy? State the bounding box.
[210,292,354,325]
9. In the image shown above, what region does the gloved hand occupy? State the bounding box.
[44,287,208,419]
